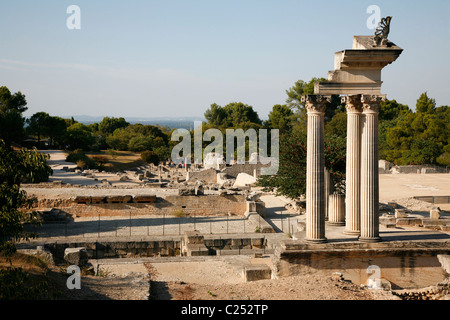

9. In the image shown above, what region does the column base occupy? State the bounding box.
[327,221,345,226]
[305,237,328,244]
[343,230,360,236]
[358,236,382,243]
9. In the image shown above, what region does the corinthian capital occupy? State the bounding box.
[342,94,363,113]
[301,95,331,113]
[361,94,386,113]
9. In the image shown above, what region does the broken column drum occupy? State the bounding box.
[328,192,345,226]
[302,95,330,243]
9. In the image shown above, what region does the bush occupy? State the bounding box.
[141,150,160,165]
[0,267,49,299]
[66,149,97,169]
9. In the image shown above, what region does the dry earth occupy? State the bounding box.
[55,258,397,301]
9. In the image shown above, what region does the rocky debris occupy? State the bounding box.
[430,207,441,219]
[36,207,69,223]
[64,247,88,267]
[233,173,257,187]
[393,281,450,300]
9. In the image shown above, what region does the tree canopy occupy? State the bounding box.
[204,102,262,129]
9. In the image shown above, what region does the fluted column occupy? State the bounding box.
[342,95,362,236]
[327,192,345,226]
[359,94,385,243]
[324,168,333,221]
[302,95,330,243]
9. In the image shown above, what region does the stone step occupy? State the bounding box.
[183,243,210,256]
[241,264,272,282]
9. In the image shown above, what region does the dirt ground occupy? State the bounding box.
[60,257,396,301]
[146,267,389,301]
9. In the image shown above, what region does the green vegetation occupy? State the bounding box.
[0,140,52,256]
[0,82,448,209]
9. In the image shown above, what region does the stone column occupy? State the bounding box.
[342,94,362,236]
[302,95,330,243]
[327,192,345,226]
[359,94,385,242]
[324,168,333,221]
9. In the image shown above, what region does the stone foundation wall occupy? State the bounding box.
[274,241,450,289]
[32,194,248,218]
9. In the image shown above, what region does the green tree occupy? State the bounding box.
[415,92,436,113]
[26,112,51,144]
[0,140,52,255]
[285,78,343,135]
[98,117,129,136]
[204,102,262,128]
[65,123,95,150]
[264,104,294,133]
[0,86,28,145]
[325,111,347,138]
[46,116,68,147]
[382,93,449,165]
[257,132,346,200]
[379,99,410,121]
[204,103,228,127]
[141,150,160,165]
[106,124,167,151]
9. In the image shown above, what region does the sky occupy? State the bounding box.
[0,0,449,120]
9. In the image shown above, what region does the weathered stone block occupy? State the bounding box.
[133,195,157,203]
[183,230,204,244]
[184,244,209,256]
[106,195,132,203]
[242,264,272,282]
[430,207,441,220]
[91,196,105,204]
[395,209,408,218]
[64,247,88,266]
[251,238,264,248]
[73,196,91,204]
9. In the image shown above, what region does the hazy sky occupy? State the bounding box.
[0,0,449,120]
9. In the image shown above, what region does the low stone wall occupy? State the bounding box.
[274,240,450,289]
[41,233,268,262]
[186,168,218,184]
[44,239,182,261]
[32,194,248,218]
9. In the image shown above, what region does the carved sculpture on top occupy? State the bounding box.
[373,16,392,47]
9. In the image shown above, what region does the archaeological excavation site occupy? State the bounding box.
[1,6,448,308]
[17,145,450,301]
[13,20,450,302]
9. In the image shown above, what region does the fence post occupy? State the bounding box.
[163,213,165,236]
[280,211,283,232]
[288,216,290,235]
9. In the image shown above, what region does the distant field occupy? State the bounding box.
[85,150,146,171]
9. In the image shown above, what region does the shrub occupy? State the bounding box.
[172,209,186,217]
[141,150,160,165]
[66,149,97,169]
